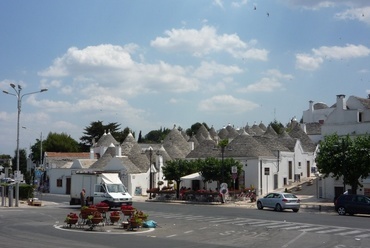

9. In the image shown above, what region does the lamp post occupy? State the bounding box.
[2,84,48,207]
[149,148,153,199]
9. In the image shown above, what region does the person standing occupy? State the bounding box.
[80,188,86,207]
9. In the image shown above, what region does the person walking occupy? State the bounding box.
[80,188,86,207]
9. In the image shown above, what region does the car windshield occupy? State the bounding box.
[106,184,126,193]
[283,194,297,198]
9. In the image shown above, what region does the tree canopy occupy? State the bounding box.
[162,157,242,198]
[80,121,133,150]
[27,132,81,164]
[316,133,370,194]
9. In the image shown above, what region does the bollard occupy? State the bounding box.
[1,186,4,207]
[8,185,13,207]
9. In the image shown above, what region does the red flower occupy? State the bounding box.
[110,211,120,216]
[121,205,135,211]
[96,202,109,207]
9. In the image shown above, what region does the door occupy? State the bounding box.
[66,177,71,194]
[93,184,106,204]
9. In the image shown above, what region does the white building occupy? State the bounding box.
[302,94,370,199]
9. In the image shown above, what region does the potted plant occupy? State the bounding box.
[127,215,143,230]
[134,210,148,221]
[64,212,79,227]
[110,211,121,224]
[96,201,109,213]
[88,211,103,225]
[121,205,136,216]
[80,205,97,219]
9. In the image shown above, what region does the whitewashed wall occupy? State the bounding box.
[48,168,71,194]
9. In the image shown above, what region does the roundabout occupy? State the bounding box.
[54,222,155,234]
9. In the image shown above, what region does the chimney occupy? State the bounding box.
[90,147,94,159]
[309,100,314,112]
[336,94,346,110]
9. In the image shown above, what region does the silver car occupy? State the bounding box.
[257,192,300,212]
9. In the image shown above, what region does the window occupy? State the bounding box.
[358,112,363,122]
[56,179,62,187]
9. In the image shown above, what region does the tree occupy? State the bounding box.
[11,148,27,178]
[42,132,80,152]
[80,121,133,150]
[162,159,199,199]
[185,122,210,137]
[143,127,170,143]
[316,133,370,194]
[269,120,285,134]
[198,157,242,188]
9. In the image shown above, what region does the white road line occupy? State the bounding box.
[282,225,311,230]
[263,223,298,229]
[336,230,365,236]
[354,233,370,238]
[166,234,177,238]
[316,228,348,234]
[299,226,328,232]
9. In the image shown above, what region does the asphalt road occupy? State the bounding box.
[1,194,369,248]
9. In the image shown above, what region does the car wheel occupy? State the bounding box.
[337,206,346,215]
[257,201,263,210]
[275,204,283,212]
[292,209,299,213]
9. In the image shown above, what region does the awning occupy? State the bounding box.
[181,172,203,180]
[102,173,122,184]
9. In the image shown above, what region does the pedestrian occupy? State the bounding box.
[80,188,86,207]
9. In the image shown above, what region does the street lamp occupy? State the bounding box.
[149,148,153,199]
[2,83,48,207]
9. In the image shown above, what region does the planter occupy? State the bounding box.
[128,221,141,229]
[66,218,79,225]
[97,207,109,213]
[65,218,79,228]
[110,216,120,224]
[90,217,103,225]
[80,208,97,219]
[122,209,135,216]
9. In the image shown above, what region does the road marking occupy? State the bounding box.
[316,228,347,234]
[299,226,328,232]
[282,231,306,247]
[336,230,364,236]
[355,233,370,238]
[281,225,311,230]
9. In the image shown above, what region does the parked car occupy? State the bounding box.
[257,192,300,212]
[0,178,15,184]
[334,194,370,216]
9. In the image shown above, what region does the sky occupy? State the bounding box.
[1,0,370,156]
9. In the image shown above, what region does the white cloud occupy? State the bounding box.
[231,0,248,8]
[296,44,370,71]
[213,0,224,8]
[335,7,370,25]
[151,26,268,61]
[239,69,292,93]
[193,61,243,79]
[199,95,259,114]
[313,44,370,59]
[295,53,324,70]
[38,44,200,96]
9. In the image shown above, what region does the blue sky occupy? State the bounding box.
[1,0,370,156]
